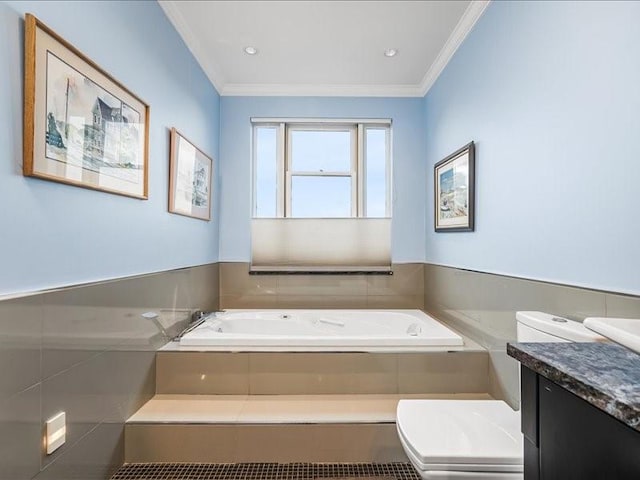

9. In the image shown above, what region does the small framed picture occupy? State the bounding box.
[169,128,213,221]
[23,14,150,199]
[434,142,475,232]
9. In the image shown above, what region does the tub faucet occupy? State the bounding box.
[191,309,225,323]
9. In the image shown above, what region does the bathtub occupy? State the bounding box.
[178,309,464,352]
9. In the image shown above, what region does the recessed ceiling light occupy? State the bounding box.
[244,46,258,55]
[384,48,398,58]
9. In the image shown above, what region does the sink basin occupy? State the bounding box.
[584,317,640,354]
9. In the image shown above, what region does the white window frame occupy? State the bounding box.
[251,118,392,218]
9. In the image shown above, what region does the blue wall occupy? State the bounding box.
[424,1,640,295]
[219,96,426,262]
[3,0,636,295]
[0,1,220,296]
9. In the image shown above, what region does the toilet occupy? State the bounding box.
[396,311,605,480]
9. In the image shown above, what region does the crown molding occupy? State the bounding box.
[419,0,491,96]
[158,0,226,93]
[160,0,490,98]
[221,83,424,97]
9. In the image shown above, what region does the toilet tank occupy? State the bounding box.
[516,311,605,343]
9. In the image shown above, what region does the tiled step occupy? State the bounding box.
[125,393,492,463]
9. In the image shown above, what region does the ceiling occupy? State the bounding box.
[159,1,490,97]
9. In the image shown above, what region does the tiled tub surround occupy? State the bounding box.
[423,263,640,408]
[508,342,640,431]
[153,351,488,396]
[125,349,490,463]
[219,263,425,310]
[0,263,219,480]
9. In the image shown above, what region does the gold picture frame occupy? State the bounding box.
[23,14,150,199]
[169,128,213,221]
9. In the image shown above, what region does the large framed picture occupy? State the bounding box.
[169,128,213,221]
[23,14,149,199]
[434,142,475,232]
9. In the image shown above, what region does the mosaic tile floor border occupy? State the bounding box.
[111,462,420,480]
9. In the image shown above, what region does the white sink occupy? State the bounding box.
[584,317,640,354]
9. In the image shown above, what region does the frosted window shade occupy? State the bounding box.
[251,218,391,271]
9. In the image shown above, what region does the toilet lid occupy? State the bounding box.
[396,400,523,470]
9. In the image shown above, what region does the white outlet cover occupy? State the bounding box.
[46,412,66,454]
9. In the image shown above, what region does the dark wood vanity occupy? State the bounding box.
[508,343,640,479]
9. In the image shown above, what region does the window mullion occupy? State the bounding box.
[282,123,290,217]
[385,126,392,218]
[357,124,364,217]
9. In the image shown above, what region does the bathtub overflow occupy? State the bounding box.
[281,314,291,319]
[552,317,568,323]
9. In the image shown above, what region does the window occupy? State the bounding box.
[252,120,391,218]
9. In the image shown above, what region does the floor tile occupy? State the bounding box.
[111,462,420,480]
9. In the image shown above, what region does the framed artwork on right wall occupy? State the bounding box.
[434,141,475,232]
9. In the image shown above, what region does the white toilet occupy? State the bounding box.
[396,311,605,480]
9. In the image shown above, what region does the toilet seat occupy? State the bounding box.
[396,400,523,479]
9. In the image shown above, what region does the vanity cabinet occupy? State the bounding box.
[521,366,640,479]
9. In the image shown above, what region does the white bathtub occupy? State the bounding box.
[178,309,464,352]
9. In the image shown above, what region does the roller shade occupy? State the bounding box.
[251,218,391,272]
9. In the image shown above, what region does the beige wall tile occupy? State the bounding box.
[156,352,249,394]
[0,385,41,480]
[366,295,424,309]
[0,296,42,401]
[100,350,156,423]
[41,353,112,469]
[126,421,405,463]
[424,265,486,327]
[220,294,277,309]
[33,422,123,480]
[605,292,640,318]
[312,424,407,462]
[40,289,121,380]
[397,352,489,394]
[488,349,521,407]
[367,264,424,296]
[219,263,277,296]
[277,275,368,296]
[0,262,219,478]
[424,263,612,408]
[249,353,397,394]
[235,424,406,463]
[125,424,237,463]
[276,295,368,309]
[234,424,318,462]
[187,263,220,311]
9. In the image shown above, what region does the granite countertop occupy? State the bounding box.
[507,342,640,432]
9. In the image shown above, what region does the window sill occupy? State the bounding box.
[249,266,392,275]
